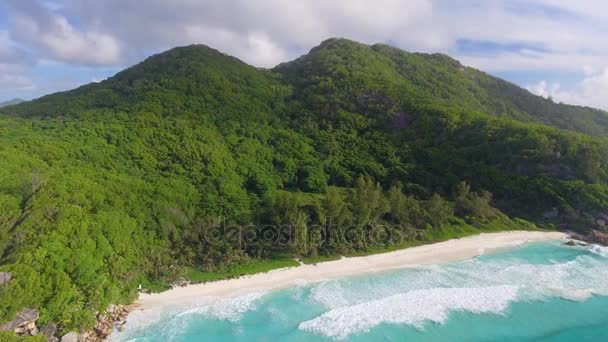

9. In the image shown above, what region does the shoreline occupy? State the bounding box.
[135,231,567,312]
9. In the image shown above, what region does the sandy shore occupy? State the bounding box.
[137,231,567,311]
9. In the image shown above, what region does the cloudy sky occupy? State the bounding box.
[1,0,608,110]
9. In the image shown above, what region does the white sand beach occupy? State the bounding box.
[135,231,567,312]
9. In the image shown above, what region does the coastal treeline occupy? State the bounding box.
[1,38,608,334]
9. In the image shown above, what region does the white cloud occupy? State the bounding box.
[0,31,35,93]
[433,0,608,75]
[54,0,435,66]
[0,72,35,91]
[38,0,607,78]
[527,68,608,110]
[5,0,607,72]
[0,63,35,91]
[0,62,35,94]
[7,0,121,65]
[534,0,608,20]
[0,30,27,63]
[460,50,604,73]
[2,0,608,109]
[181,26,288,68]
[527,81,560,99]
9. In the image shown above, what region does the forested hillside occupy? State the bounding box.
[1,38,608,335]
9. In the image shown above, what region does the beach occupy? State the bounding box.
[136,231,567,311]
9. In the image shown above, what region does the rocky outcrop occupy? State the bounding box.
[91,304,131,340]
[0,309,39,335]
[587,230,608,245]
[56,304,133,342]
[542,207,608,232]
[572,230,608,246]
[0,272,11,285]
[40,323,58,341]
[60,331,79,342]
[1,304,133,341]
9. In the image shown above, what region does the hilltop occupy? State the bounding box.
[8,38,608,135]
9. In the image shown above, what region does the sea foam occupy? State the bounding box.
[176,292,267,322]
[298,245,608,339]
[299,285,519,339]
[109,292,267,341]
[589,244,608,258]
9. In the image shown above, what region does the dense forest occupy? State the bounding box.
[1,38,608,336]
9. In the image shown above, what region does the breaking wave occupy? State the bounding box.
[299,244,608,339]
[110,292,267,341]
[300,285,519,339]
[589,244,608,258]
[175,292,267,322]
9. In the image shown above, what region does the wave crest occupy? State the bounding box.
[300,286,519,339]
[176,292,267,322]
[589,244,608,258]
[301,245,608,339]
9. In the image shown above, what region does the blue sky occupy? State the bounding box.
[1,0,608,110]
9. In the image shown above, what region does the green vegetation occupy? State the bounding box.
[0,332,44,342]
[1,38,607,335]
[186,257,299,283]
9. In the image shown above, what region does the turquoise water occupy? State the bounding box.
[114,242,608,341]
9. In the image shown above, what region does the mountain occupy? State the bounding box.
[0,98,24,108]
[4,45,288,123]
[8,39,608,135]
[1,38,607,337]
[275,38,608,135]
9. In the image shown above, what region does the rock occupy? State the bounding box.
[0,308,39,331]
[41,322,57,339]
[572,230,608,246]
[89,304,133,340]
[77,331,91,342]
[0,272,11,285]
[588,230,608,246]
[565,240,577,246]
[94,319,113,337]
[14,321,38,335]
[28,325,39,336]
[61,331,79,342]
[170,278,190,288]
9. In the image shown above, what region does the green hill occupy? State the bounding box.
[1,38,608,335]
[276,38,608,135]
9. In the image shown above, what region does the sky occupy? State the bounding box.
[1,0,608,110]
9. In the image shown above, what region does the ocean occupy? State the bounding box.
[113,241,608,341]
